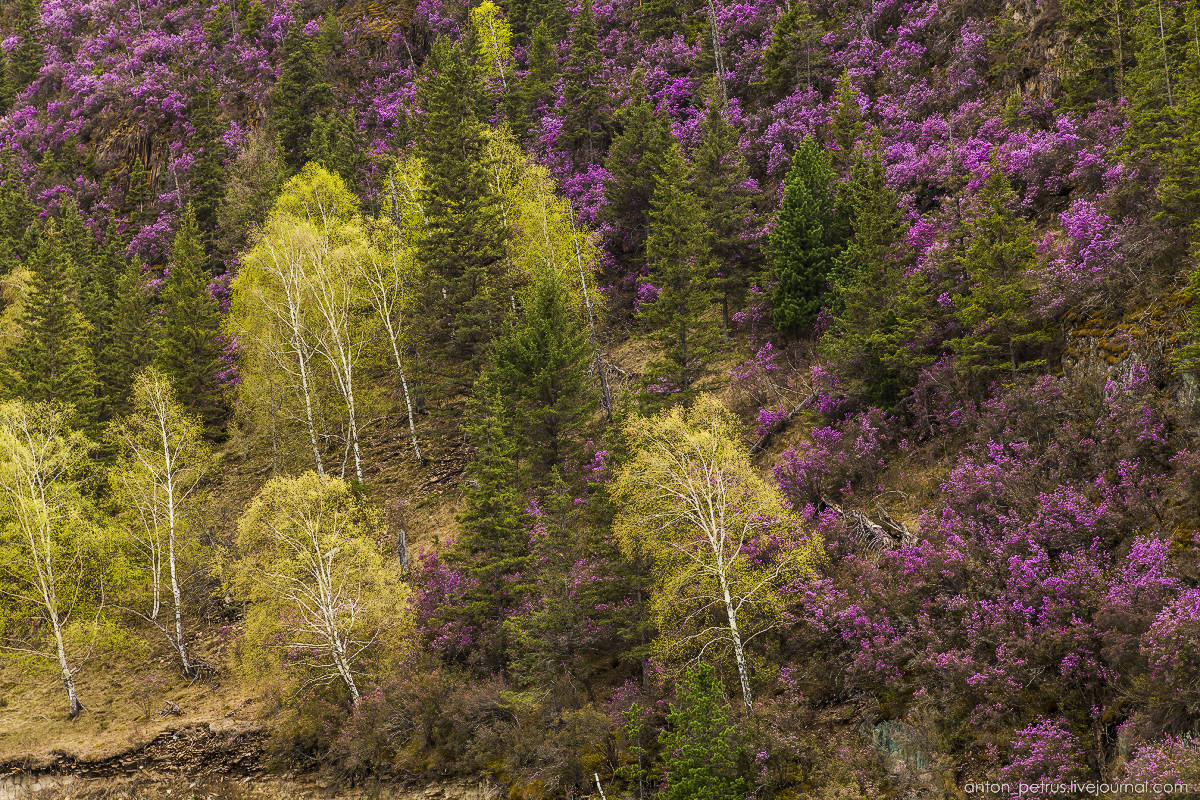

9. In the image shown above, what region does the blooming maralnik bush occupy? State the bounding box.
[1122,736,1200,789]
[1143,590,1200,711]
[997,717,1088,796]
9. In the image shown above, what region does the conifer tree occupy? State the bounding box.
[104,257,155,419]
[771,136,841,334]
[156,205,226,436]
[641,144,717,403]
[828,71,865,173]
[306,109,363,185]
[493,272,594,479]
[3,220,96,415]
[513,21,557,140]
[820,143,914,406]
[78,221,124,416]
[690,80,760,332]
[660,664,751,800]
[10,0,43,91]
[601,92,673,271]
[636,0,681,41]
[0,159,37,276]
[510,0,566,44]
[757,1,825,95]
[561,0,606,163]
[416,38,509,391]
[1121,0,1200,229]
[126,156,151,226]
[946,156,1048,384]
[447,373,532,668]
[0,49,16,113]
[189,78,227,258]
[271,17,333,173]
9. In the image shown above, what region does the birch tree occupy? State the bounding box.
[611,396,814,713]
[361,221,424,466]
[231,165,375,479]
[232,216,329,476]
[305,220,370,483]
[225,472,396,703]
[110,368,212,676]
[0,401,94,718]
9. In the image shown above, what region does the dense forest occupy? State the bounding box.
[2,0,1200,796]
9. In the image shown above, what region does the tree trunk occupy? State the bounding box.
[51,618,83,719]
[391,338,425,466]
[568,199,613,416]
[719,573,754,713]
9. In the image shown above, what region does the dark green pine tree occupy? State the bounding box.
[504,469,640,687]
[0,157,38,277]
[156,205,226,436]
[10,0,43,91]
[86,222,131,416]
[307,109,364,186]
[126,156,151,227]
[641,143,718,405]
[56,198,96,279]
[690,80,761,332]
[560,0,607,164]
[512,21,558,140]
[102,256,155,418]
[1059,0,1132,109]
[946,155,1049,385]
[820,142,914,406]
[601,90,673,272]
[827,71,865,173]
[3,220,96,416]
[416,38,509,393]
[448,373,532,670]
[771,136,842,335]
[509,0,566,44]
[660,663,751,800]
[757,1,825,95]
[270,16,333,173]
[492,272,595,481]
[189,78,228,259]
[1119,0,1200,229]
[0,48,16,113]
[636,0,681,41]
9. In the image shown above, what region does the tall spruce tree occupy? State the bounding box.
[757,1,825,95]
[307,109,364,185]
[660,664,751,800]
[416,38,510,395]
[10,0,43,92]
[103,257,155,419]
[0,159,37,277]
[641,144,717,404]
[156,205,226,436]
[492,272,594,480]
[771,136,842,334]
[561,0,606,164]
[3,220,96,416]
[828,71,865,173]
[125,156,151,226]
[513,21,557,140]
[820,142,914,406]
[946,156,1049,385]
[189,78,227,259]
[636,0,681,41]
[691,80,760,332]
[447,372,532,669]
[270,16,333,173]
[0,49,16,113]
[601,91,673,272]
